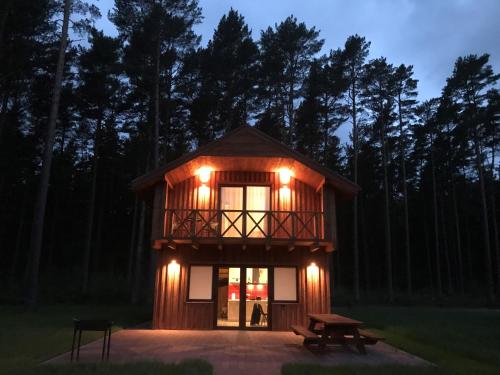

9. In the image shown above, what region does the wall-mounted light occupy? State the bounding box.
[279,168,292,184]
[197,167,211,183]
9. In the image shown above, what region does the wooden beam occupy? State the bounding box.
[265,242,272,251]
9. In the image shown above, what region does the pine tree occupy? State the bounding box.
[342,35,370,301]
[445,54,499,302]
[257,16,323,143]
[393,64,418,296]
[363,57,396,302]
[77,29,122,294]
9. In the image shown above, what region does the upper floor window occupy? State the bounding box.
[220,186,270,238]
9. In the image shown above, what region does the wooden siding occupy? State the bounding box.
[152,245,331,330]
[167,171,320,211]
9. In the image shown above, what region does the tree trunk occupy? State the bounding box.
[423,215,434,294]
[131,201,146,304]
[421,158,434,294]
[127,195,139,285]
[351,80,360,302]
[452,184,465,295]
[93,183,106,272]
[489,139,500,295]
[10,185,28,284]
[361,194,370,294]
[82,115,102,294]
[0,93,9,143]
[398,96,412,296]
[26,0,71,308]
[430,136,443,297]
[0,0,11,61]
[473,132,494,302]
[491,189,500,295]
[440,194,453,294]
[381,124,393,302]
[153,36,160,168]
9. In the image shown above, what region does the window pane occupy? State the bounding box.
[246,186,270,238]
[188,266,213,300]
[246,267,268,327]
[221,187,243,237]
[217,267,240,327]
[274,267,297,301]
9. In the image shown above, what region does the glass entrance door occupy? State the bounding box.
[215,266,270,329]
[245,267,269,327]
[216,267,241,327]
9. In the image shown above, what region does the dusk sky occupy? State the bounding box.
[92,0,500,140]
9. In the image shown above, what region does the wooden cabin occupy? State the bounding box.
[131,125,359,330]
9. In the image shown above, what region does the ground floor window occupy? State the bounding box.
[188,266,213,301]
[273,267,298,302]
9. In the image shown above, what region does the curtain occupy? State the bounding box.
[246,186,270,237]
[221,187,243,237]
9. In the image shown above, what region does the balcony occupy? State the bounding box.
[162,209,330,250]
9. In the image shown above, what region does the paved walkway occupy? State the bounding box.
[46,329,430,375]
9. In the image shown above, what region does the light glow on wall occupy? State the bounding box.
[279,186,291,209]
[279,168,292,184]
[307,262,319,281]
[198,184,210,199]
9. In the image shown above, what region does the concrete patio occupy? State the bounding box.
[46,329,430,375]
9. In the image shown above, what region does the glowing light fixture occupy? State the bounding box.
[279,168,292,184]
[307,262,319,280]
[168,259,180,275]
[197,167,211,183]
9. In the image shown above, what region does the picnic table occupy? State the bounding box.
[292,313,384,354]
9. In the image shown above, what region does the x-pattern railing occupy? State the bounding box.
[165,209,323,241]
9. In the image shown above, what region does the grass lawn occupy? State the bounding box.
[0,304,152,375]
[17,360,212,375]
[284,306,500,375]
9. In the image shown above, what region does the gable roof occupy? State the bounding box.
[131,125,360,197]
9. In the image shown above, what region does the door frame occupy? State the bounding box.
[213,265,272,330]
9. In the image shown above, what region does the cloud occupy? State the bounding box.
[93,0,499,141]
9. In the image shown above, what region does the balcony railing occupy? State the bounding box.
[164,209,324,241]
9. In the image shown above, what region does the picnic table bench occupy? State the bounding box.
[291,313,384,354]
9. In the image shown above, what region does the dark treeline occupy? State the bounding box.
[0,0,499,306]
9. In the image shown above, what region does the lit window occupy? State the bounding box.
[188,266,213,301]
[274,267,297,302]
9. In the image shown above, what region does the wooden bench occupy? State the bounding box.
[291,325,321,346]
[358,329,385,345]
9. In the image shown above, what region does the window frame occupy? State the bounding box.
[273,266,299,303]
[187,265,214,302]
[218,183,272,238]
